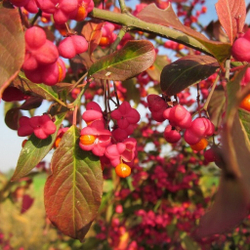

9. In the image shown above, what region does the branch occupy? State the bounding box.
[89,8,211,56]
[118,0,128,13]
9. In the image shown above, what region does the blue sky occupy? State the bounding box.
[0,0,250,172]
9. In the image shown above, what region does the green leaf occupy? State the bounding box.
[225,66,247,120]
[198,40,231,65]
[27,83,59,102]
[238,108,250,142]
[181,234,200,250]
[81,237,102,250]
[160,55,219,96]
[0,2,25,98]
[11,113,66,181]
[103,179,114,193]
[44,125,103,241]
[122,78,140,106]
[12,73,65,105]
[88,40,156,81]
[207,87,226,129]
[146,54,169,82]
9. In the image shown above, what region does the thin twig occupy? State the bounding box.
[72,105,78,126]
[113,81,120,106]
[69,72,88,92]
[31,9,42,26]
[202,73,220,112]
[106,80,111,114]
[109,26,128,53]
[118,0,128,13]
[103,79,107,113]
[196,84,201,117]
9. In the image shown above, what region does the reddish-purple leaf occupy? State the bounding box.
[195,70,250,238]
[160,55,219,96]
[137,3,186,32]
[137,3,231,63]
[88,40,156,81]
[5,107,21,130]
[196,112,250,237]
[0,3,25,98]
[224,68,250,192]
[21,194,34,214]
[194,175,250,239]
[215,0,246,44]
[44,125,103,241]
[4,96,43,130]
[19,97,43,110]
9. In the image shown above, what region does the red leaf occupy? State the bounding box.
[0,3,25,98]
[19,97,43,110]
[137,3,231,63]
[82,22,104,57]
[44,125,103,241]
[137,3,206,40]
[215,0,246,44]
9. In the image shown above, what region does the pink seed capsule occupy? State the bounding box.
[25,26,46,49]
[164,125,181,143]
[175,111,192,129]
[163,108,171,119]
[184,128,201,145]
[203,118,215,136]
[58,35,88,59]
[188,117,207,138]
[232,37,250,62]
[166,105,192,129]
